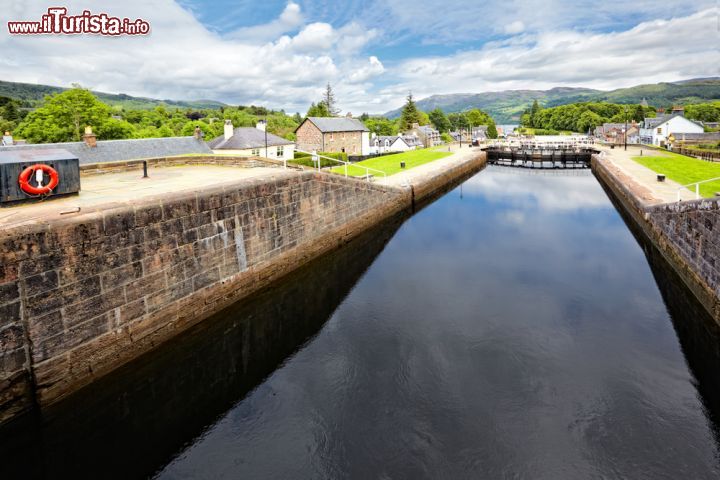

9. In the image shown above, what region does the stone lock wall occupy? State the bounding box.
[592,154,720,323]
[0,170,408,423]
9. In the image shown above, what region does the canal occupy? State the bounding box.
[2,166,720,479]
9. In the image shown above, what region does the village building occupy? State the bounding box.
[667,132,720,147]
[295,117,371,155]
[639,111,704,146]
[368,135,413,154]
[208,120,294,160]
[404,123,441,148]
[595,122,640,145]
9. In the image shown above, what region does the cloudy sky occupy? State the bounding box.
[1,0,718,114]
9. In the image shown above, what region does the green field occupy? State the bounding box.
[331,149,453,177]
[632,151,720,198]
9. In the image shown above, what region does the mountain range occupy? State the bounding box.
[0,80,226,110]
[1,77,719,123]
[384,78,720,123]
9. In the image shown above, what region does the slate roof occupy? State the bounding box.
[303,117,369,133]
[208,127,294,150]
[372,136,409,147]
[0,136,211,165]
[402,135,423,147]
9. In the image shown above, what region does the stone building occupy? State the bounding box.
[404,123,441,148]
[295,117,371,155]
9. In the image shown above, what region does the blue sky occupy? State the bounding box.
[1,1,718,114]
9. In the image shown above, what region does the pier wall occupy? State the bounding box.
[0,171,408,423]
[592,154,720,323]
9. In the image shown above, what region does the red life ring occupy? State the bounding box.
[18,164,60,196]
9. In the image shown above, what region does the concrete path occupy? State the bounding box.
[377,145,483,188]
[0,165,292,230]
[597,145,695,204]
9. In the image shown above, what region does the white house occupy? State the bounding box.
[639,115,704,147]
[369,135,412,154]
[208,120,295,160]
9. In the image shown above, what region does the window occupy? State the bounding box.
[342,132,346,139]
[329,133,334,141]
[657,128,662,134]
[277,146,284,157]
[251,148,260,156]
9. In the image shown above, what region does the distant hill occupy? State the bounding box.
[0,80,227,110]
[385,78,720,123]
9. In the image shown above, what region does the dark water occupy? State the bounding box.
[2,166,720,479]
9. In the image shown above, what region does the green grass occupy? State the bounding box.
[330,148,453,177]
[632,151,720,198]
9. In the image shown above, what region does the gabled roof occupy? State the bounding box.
[208,127,293,150]
[372,135,409,147]
[301,117,369,133]
[0,136,211,165]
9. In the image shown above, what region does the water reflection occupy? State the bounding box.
[0,213,406,480]
[158,168,720,479]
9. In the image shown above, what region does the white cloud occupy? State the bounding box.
[0,0,381,113]
[346,56,385,84]
[504,21,525,35]
[227,2,304,41]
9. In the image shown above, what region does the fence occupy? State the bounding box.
[671,146,720,162]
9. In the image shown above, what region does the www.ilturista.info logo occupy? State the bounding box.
[7,7,150,35]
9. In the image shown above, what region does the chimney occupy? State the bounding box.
[2,131,12,146]
[256,120,266,132]
[83,126,97,148]
[657,107,665,115]
[194,126,203,139]
[672,106,684,117]
[411,123,419,129]
[224,119,234,140]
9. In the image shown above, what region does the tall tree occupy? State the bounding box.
[530,99,541,127]
[399,92,421,131]
[323,83,340,116]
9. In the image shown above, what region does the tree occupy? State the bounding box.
[15,87,112,143]
[364,117,397,136]
[399,92,421,131]
[323,83,340,116]
[307,101,331,118]
[530,99,541,127]
[487,124,498,139]
[3,102,19,122]
[428,108,451,133]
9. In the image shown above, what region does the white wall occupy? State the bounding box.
[212,144,295,160]
[361,131,370,155]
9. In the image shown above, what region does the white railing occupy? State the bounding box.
[293,149,387,182]
[677,176,720,201]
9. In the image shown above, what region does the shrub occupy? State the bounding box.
[290,151,348,168]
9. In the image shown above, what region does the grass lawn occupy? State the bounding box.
[330,148,453,177]
[632,150,720,198]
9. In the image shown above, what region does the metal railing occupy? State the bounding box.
[677,176,720,201]
[292,149,387,182]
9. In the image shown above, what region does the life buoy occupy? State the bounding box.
[18,164,59,196]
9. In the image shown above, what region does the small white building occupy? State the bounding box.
[208,120,295,160]
[639,115,704,147]
[369,135,413,154]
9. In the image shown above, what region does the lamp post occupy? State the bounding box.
[264,114,268,158]
[624,106,628,151]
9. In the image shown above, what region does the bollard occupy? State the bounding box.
[400,161,406,169]
[142,160,148,178]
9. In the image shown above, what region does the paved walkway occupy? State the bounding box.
[0,165,290,230]
[597,145,695,204]
[377,145,483,188]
